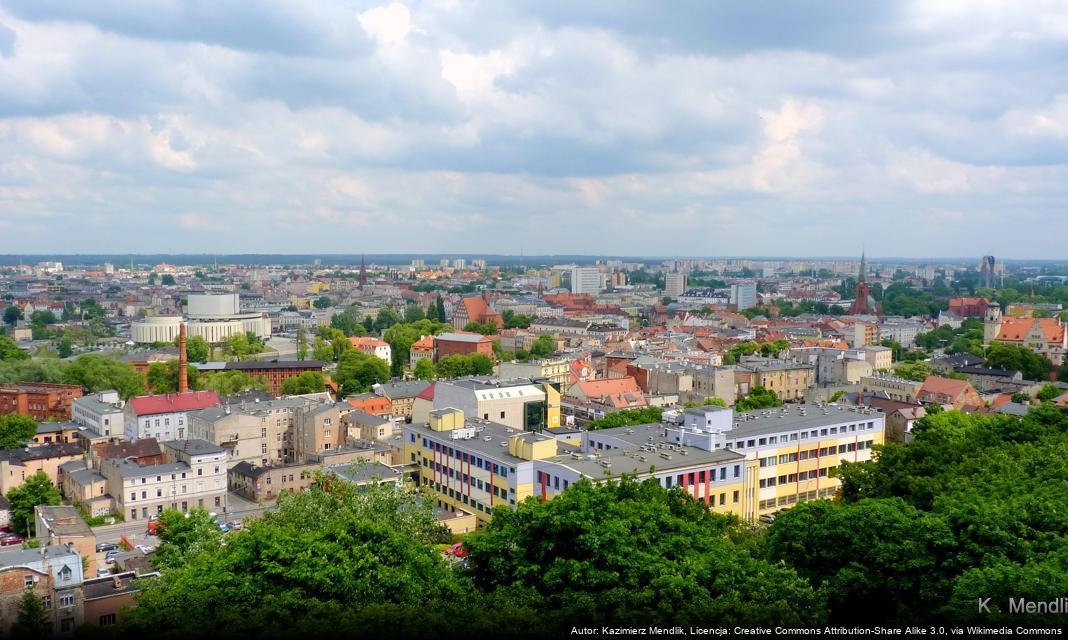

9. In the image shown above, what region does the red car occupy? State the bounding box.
[0,534,25,546]
[444,542,469,558]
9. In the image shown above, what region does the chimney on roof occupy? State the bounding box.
[178,323,188,394]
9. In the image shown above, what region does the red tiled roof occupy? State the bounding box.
[918,376,973,400]
[996,318,1066,344]
[416,383,436,401]
[128,391,221,416]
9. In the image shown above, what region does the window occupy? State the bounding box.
[59,593,74,607]
[23,575,34,588]
[100,614,117,626]
[500,411,506,419]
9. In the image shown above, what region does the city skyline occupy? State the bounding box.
[2,1,1068,256]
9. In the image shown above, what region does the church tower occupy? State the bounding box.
[984,302,1003,345]
[848,251,878,316]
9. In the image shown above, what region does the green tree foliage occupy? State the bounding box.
[425,301,439,322]
[146,361,201,394]
[0,359,67,384]
[412,359,436,381]
[56,337,73,358]
[61,354,145,399]
[985,343,1053,381]
[153,508,224,570]
[185,335,210,362]
[6,471,62,535]
[466,478,822,627]
[3,305,23,325]
[161,274,176,286]
[913,318,984,356]
[683,397,728,409]
[313,296,333,309]
[0,414,37,448]
[11,589,50,638]
[403,304,425,323]
[198,371,267,397]
[463,321,498,335]
[501,310,534,329]
[879,283,942,317]
[373,307,402,332]
[734,386,782,411]
[586,407,663,431]
[0,335,29,361]
[121,479,470,636]
[330,306,368,337]
[893,361,931,382]
[312,336,333,362]
[382,320,452,377]
[435,354,493,379]
[530,334,554,358]
[335,350,390,396]
[807,405,1068,624]
[723,341,760,365]
[1035,383,1061,402]
[296,328,308,361]
[280,371,327,395]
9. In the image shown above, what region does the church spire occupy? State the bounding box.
[858,250,867,283]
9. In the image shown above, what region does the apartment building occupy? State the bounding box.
[498,359,572,386]
[123,391,221,441]
[859,375,924,403]
[348,337,392,364]
[71,391,125,439]
[295,403,348,460]
[0,443,83,494]
[0,545,85,636]
[375,381,432,422]
[404,403,885,526]
[402,408,752,526]
[737,357,815,401]
[101,440,227,521]
[228,461,319,502]
[0,382,83,421]
[720,404,885,515]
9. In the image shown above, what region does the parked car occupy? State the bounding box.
[443,542,468,558]
[0,535,24,546]
[105,550,120,564]
[96,569,112,577]
[227,520,244,531]
[135,545,155,554]
[96,542,118,553]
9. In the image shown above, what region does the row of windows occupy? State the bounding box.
[758,440,875,466]
[759,467,834,488]
[726,422,877,450]
[421,438,514,478]
[128,479,221,500]
[758,487,838,510]
[424,458,504,494]
[424,477,515,509]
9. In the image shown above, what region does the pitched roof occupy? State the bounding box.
[415,383,436,401]
[996,317,1067,344]
[349,337,389,348]
[128,391,221,416]
[918,376,974,400]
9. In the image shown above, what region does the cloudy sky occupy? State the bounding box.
[1,1,1067,258]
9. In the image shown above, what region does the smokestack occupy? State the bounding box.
[178,323,188,394]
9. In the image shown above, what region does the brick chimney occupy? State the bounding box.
[178,323,188,394]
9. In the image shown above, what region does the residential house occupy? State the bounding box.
[917,376,983,410]
[123,391,221,441]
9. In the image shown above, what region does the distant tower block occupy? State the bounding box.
[980,255,996,289]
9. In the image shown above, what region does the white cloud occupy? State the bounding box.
[359,3,413,46]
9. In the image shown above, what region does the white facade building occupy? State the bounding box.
[71,390,125,438]
[730,282,757,310]
[571,267,601,295]
[665,272,687,298]
[130,293,271,344]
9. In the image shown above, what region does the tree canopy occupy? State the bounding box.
[6,471,62,535]
[280,371,327,395]
[435,354,493,378]
[985,343,1053,381]
[586,406,663,431]
[335,350,390,396]
[61,354,145,399]
[734,386,782,411]
[0,335,29,361]
[0,413,37,449]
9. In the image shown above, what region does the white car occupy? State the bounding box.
[135,545,155,554]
